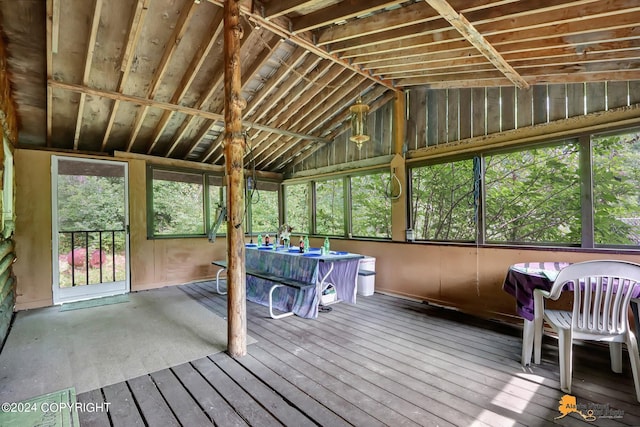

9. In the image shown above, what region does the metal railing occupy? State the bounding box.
[59,229,126,286]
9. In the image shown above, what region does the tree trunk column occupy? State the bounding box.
[224,0,246,358]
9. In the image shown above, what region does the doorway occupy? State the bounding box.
[52,156,130,304]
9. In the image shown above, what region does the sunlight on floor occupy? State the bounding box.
[489,374,544,415]
[470,410,516,427]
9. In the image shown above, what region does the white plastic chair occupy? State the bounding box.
[533,260,640,401]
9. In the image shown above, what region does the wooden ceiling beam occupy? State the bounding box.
[317,0,527,48]
[146,8,225,156]
[262,78,371,170]
[329,21,452,55]
[242,62,336,163]
[159,24,255,157]
[243,47,310,118]
[124,0,199,152]
[284,88,393,170]
[99,0,150,152]
[259,0,317,20]
[272,82,382,170]
[46,0,62,146]
[292,0,404,33]
[316,1,440,46]
[49,80,330,143]
[73,0,103,151]
[206,0,398,91]
[423,0,528,89]
[181,34,281,159]
[364,36,640,72]
[397,69,640,88]
[246,57,327,124]
[203,52,323,164]
[252,69,358,166]
[339,0,622,61]
[352,23,640,69]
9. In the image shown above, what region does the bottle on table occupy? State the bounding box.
[323,237,330,255]
[303,236,309,253]
[265,234,270,246]
[257,234,263,246]
[299,236,304,253]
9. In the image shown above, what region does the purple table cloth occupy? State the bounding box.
[502,262,571,321]
[245,247,362,319]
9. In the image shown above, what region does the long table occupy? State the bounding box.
[245,245,363,319]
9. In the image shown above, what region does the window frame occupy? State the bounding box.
[146,165,223,239]
[407,127,640,251]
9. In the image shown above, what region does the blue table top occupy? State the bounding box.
[247,244,363,261]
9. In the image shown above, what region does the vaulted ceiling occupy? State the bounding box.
[2,0,640,172]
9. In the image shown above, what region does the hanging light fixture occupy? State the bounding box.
[349,97,370,150]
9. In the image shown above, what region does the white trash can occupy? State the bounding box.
[357,257,376,296]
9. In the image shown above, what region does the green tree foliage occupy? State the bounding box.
[593,132,640,245]
[411,132,640,246]
[411,160,476,240]
[284,183,310,234]
[249,188,278,233]
[57,175,126,253]
[485,144,581,243]
[152,179,204,235]
[351,173,392,238]
[316,179,344,235]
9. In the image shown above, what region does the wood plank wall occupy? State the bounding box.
[296,101,394,171]
[407,81,640,150]
[299,80,640,172]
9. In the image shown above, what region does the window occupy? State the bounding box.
[150,169,204,236]
[351,172,392,238]
[208,175,226,236]
[410,159,476,241]
[484,143,581,244]
[284,183,310,234]
[592,130,640,246]
[248,180,279,234]
[315,178,344,236]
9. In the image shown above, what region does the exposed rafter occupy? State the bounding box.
[206,0,399,92]
[423,0,529,89]
[49,80,330,143]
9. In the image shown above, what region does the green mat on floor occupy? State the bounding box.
[60,294,129,311]
[0,387,80,427]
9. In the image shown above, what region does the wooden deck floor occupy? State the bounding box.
[78,282,640,426]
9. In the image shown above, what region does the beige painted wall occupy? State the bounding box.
[324,238,640,322]
[14,149,226,310]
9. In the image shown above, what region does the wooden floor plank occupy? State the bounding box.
[210,352,317,427]
[191,355,283,427]
[248,344,389,427]
[101,382,145,427]
[127,374,180,427]
[275,309,557,427]
[171,361,249,427]
[76,388,111,427]
[354,294,640,418]
[76,282,640,427]
[235,353,353,427]
[149,368,213,426]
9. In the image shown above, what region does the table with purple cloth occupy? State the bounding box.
[245,246,363,319]
[503,261,640,365]
[502,261,571,322]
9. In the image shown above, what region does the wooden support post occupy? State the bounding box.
[224,0,247,358]
[391,91,408,242]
